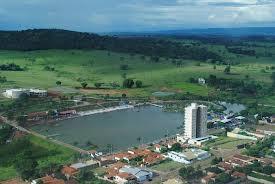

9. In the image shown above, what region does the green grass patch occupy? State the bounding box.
[206,136,253,149]
[150,160,183,172]
[0,166,17,181]
[172,82,212,96]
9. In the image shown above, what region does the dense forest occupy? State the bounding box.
[0,29,222,62]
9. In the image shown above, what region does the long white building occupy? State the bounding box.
[184,103,207,139]
[3,88,47,99]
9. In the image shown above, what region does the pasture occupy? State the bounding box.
[0,49,273,99]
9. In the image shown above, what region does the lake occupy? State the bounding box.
[31,106,183,152]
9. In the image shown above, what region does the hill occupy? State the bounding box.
[0,29,222,62]
[111,27,275,37]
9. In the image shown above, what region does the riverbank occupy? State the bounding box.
[78,104,135,116]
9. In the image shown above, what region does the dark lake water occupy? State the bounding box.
[31,106,183,151]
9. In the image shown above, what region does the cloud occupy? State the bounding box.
[0,0,274,32]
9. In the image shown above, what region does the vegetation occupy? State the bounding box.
[0,29,223,62]
[179,166,203,180]
[211,157,222,165]
[0,135,75,181]
[244,136,275,157]
[0,63,24,71]
[235,160,275,182]
[0,125,13,145]
[215,173,233,184]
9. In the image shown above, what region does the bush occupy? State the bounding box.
[120,64,129,70]
[123,79,134,88]
[135,80,143,88]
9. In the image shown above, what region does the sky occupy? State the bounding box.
[0,0,275,32]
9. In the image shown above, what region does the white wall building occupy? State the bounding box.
[2,88,47,99]
[184,103,207,139]
[3,89,28,99]
[29,89,47,97]
[167,151,192,164]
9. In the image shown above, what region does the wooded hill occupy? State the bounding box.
[0,29,222,62]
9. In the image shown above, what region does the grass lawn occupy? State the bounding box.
[0,167,17,182]
[150,160,183,172]
[205,136,254,149]
[92,167,107,177]
[172,82,213,96]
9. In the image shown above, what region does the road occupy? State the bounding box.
[1,115,89,154]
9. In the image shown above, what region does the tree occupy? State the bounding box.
[151,56,160,63]
[271,72,275,82]
[213,65,216,70]
[121,73,127,79]
[211,157,222,165]
[77,170,96,182]
[224,65,231,74]
[56,81,62,86]
[135,80,143,88]
[81,82,88,89]
[215,173,232,184]
[170,143,182,152]
[94,82,102,88]
[15,158,38,180]
[123,79,134,88]
[0,76,7,83]
[137,137,142,144]
[179,166,195,179]
[120,64,129,70]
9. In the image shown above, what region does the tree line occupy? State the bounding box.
[0,63,24,71]
[0,29,222,62]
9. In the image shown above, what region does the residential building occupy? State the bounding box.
[119,166,153,183]
[184,103,207,139]
[198,78,206,85]
[61,166,78,180]
[70,160,99,170]
[31,176,65,184]
[154,144,162,153]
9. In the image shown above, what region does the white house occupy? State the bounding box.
[167,151,192,164]
[198,78,206,85]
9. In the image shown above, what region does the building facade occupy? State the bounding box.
[184,103,207,139]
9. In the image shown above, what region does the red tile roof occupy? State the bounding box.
[231,171,246,178]
[61,166,78,176]
[40,176,65,184]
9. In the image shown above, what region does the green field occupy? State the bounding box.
[0,49,274,101]
[0,166,18,181]
[205,136,254,149]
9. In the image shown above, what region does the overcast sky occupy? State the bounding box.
[0,0,275,32]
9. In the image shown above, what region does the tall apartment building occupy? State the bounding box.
[184,103,207,139]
